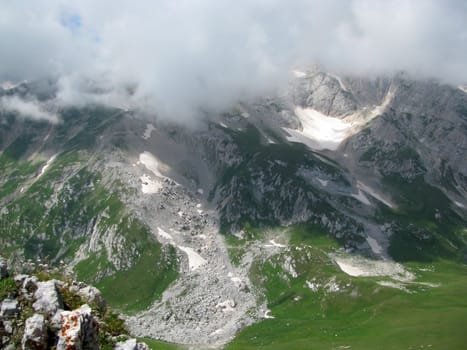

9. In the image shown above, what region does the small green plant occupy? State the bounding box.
[102,310,128,336]
[0,277,18,299]
[60,286,85,311]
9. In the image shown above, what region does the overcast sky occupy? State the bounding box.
[1,0,466,122]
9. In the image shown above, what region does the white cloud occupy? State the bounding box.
[0,96,59,123]
[0,0,466,122]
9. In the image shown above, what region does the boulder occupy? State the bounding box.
[22,314,47,350]
[32,280,63,315]
[0,299,19,318]
[77,286,106,311]
[114,338,150,350]
[56,304,99,350]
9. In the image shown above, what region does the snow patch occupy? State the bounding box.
[292,70,307,78]
[178,246,206,271]
[458,85,467,94]
[264,239,286,248]
[366,237,384,255]
[139,152,166,178]
[333,255,414,282]
[140,174,162,194]
[317,178,328,187]
[351,189,371,205]
[37,154,58,179]
[284,107,352,151]
[370,86,395,118]
[329,73,348,92]
[357,181,394,208]
[142,123,156,140]
[376,281,410,292]
[454,201,465,208]
[264,309,275,319]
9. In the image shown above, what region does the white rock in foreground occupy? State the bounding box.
[56,304,99,350]
[22,313,47,350]
[33,280,63,315]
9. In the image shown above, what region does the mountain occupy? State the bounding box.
[1,68,466,349]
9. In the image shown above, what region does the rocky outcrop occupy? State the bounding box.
[33,280,63,316]
[56,304,99,350]
[0,258,149,350]
[22,314,47,350]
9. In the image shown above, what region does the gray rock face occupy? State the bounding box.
[22,314,47,350]
[0,257,7,279]
[56,304,99,350]
[292,71,359,116]
[32,280,63,316]
[75,285,106,311]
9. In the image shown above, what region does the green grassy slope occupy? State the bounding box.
[227,228,467,350]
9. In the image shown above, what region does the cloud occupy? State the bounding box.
[0,96,59,123]
[0,0,466,122]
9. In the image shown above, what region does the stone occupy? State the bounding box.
[33,280,63,315]
[114,338,150,350]
[56,304,99,350]
[0,257,8,279]
[22,314,47,350]
[77,286,106,311]
[0,299,19,318]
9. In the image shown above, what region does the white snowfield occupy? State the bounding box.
[142,123,156,140]
[178,246,206,271]
[284,107,352,151]
[332,254,414,281]
[458,85,467,94]
[284,84,395,151]
[138,151,176,194]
